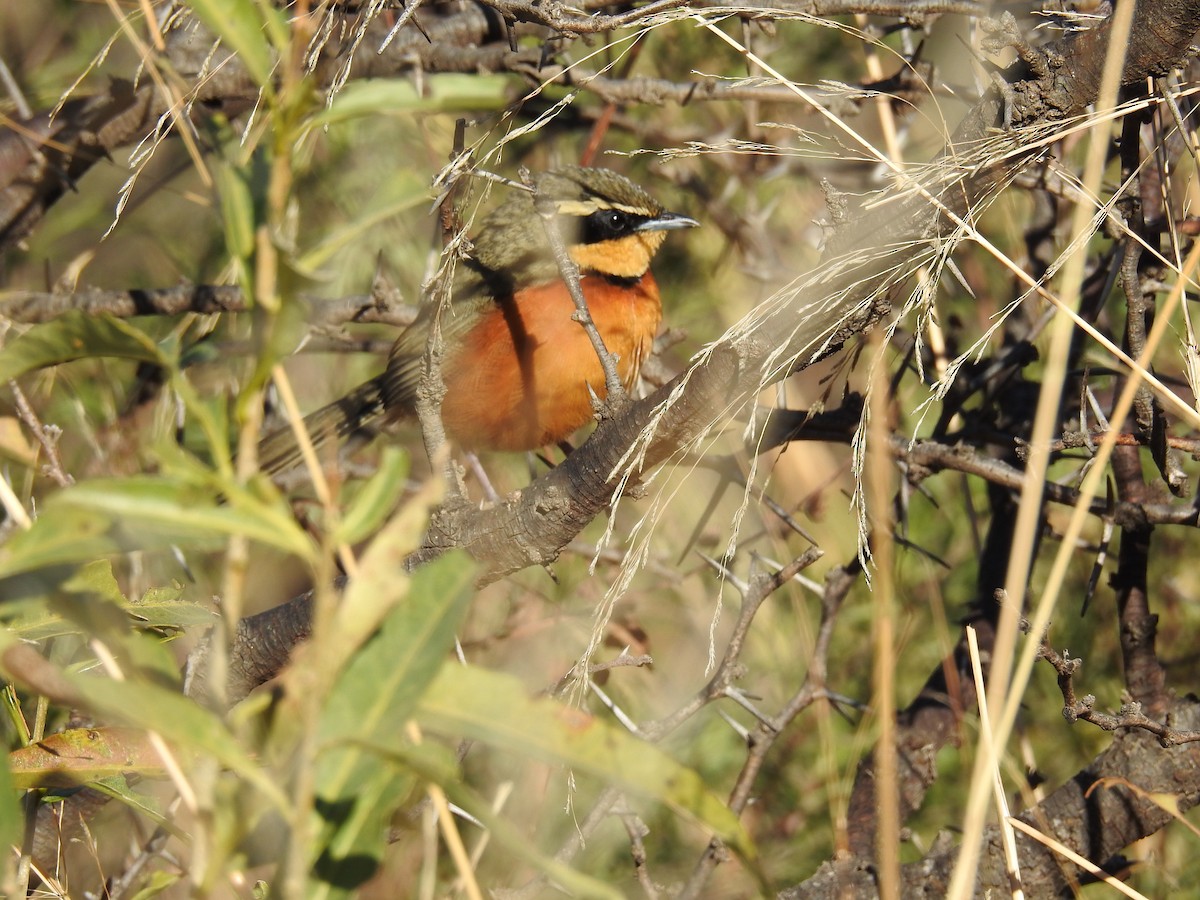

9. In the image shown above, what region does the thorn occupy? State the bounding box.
[695,551,748,596]
[590,680,643,736]
[717,708,751,742]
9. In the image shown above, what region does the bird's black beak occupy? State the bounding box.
[635,211,701,233]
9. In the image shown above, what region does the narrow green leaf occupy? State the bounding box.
[309,76,510,129]
[125,869,181,899]
[126,597,218,630]
[55,476,313,560]
[89,773,181,834]
[8,726,165,789]
[0,576,211,644]
[215,162,257,262]
[311,765,413,899]
[418,664,759,863]
[0,476,311,596]
[0,505,119,583]
[308,552,474,898]
[323,475,444,669]
[68,669,289,812]
[61,559,127,604]
[319,553,474,761]
[0,313,169,383]
[333,445,409,547]
[1,599,91,641]
[0,749,18,890]
[187,0,277,89]
[0,635,288,813]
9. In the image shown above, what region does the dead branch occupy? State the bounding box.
[0,285,417,328]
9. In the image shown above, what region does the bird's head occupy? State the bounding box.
[468,167,698,286]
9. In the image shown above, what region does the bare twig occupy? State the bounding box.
[0,285,417,328]
[676,554,850,898]
[9,380,72,487]
[1036,641,1200,746]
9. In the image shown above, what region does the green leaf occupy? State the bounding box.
[0,505,120,585]
[309,76,510,130]
[154,391,233,474]
[1,599,89,641]
[319,553,474,759]
[0,563,211,645]
[323,475,444,671]
[417,665,759,864]
[215,162,257,262]
[333,445,408,547]
[130,580,217,630]
[79,682,287,812]
[126,870,182,900]
[0,636,288,813]
[61,558,127,604]
[127,596,218,630]
[0,313,170,383]
[53,561,189,680]
[8,726,166,789]
[58,476,312,559]
[308,552,474,898]
[0,475,312,586]
[89,772,181,834]
[311,765,413,899]
[186,0,278,90]
[0,748,18,890]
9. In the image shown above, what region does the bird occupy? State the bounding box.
[257,166,698,475]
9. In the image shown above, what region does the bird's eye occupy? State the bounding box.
[583,208,634,243]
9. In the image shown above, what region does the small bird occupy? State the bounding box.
[258,167,698,474]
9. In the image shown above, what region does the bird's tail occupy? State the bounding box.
[256,376,389,477]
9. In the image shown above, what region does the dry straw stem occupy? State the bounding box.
[269,363,360,579]
[1000,239,1200,720]
[0,471,32,530]
[965,626,1023,898]
[1006,818,1149,900]
[949,2,1138,891]
[866,332,900,899]
[405,720,484,900]
[965,152,1200,899]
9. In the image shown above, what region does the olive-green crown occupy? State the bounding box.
[467,167,666,280]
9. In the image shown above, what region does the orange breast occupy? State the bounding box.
[439,273,662,451]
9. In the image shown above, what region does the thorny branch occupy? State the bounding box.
[508,547,837,897]
[1036,640,1200,747]
[759,404,1200,528]
[675,552,849,899]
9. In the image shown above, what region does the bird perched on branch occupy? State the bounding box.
[258,166,698,474]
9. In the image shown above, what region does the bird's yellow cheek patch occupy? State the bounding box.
[569,232,666,278]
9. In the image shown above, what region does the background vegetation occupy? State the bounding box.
[2,0,1200,897]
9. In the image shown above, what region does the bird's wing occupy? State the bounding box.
[379,261,505,412]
